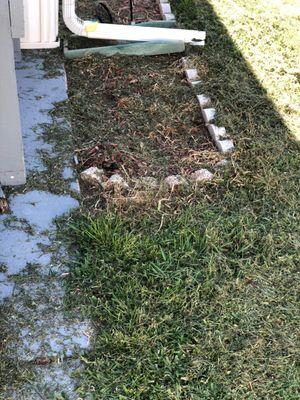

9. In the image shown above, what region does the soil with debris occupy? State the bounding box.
[76,0,161,24]
[66,55,221,208]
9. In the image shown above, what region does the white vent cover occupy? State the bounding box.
[21,0,59,49]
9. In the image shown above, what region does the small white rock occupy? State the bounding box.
[190,169,213,183]
[202,108,216,124]
[181,57,188,68]
[207,124,227,141]
[160,3,171,13]
[185,69,199,81]
[73,154,79,165]
[190,80,202,87]
[165,175,186,189]
[109,173,129,189]
[196,94,211,109]
[216,139,235,153]
[164,13,176,21]
[189,40,205,46]
[80,167,104,185]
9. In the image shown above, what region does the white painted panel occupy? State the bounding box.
[21,0,59,49]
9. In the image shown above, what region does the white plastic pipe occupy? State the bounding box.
[62,0,205,43]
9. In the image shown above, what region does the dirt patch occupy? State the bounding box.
[66,54,221,209]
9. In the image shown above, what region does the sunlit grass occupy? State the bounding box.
[196,0,300,138]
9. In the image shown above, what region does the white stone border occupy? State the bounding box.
[157,0,176,21]
[182,58,235,154]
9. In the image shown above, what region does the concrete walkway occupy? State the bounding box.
[0,54,91,399]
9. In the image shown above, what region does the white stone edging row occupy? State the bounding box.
[80,167,217,192]
[156,4,205,46]
[157,0,176,21]
[182,58,235,154]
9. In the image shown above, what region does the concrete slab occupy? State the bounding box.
[0,53,90,399]
[3,360,87,400]
[9,190,78,233]
[16,59,67,172]
[0,228,51,275]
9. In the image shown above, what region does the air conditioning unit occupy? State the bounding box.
[21,0,59,49]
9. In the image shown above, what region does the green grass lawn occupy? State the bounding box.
[66,1,300,398]
[177,0,300,139]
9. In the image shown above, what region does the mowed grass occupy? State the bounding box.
[68,203,299,399]
[66,0,300,399]
[175,0,300,139]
